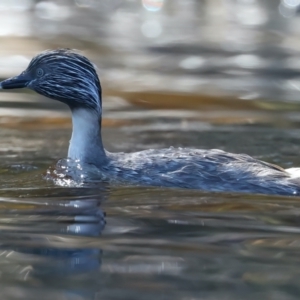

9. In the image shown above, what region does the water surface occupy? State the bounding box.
[0,92,299,299]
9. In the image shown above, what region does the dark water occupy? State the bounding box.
[0,94,300,299]
[2,0,300,298]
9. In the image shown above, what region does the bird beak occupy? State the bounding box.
[0,73,31,90]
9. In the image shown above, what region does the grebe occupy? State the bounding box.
[1,49,300,195]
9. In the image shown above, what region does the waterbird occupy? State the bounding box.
[1,48,300,195]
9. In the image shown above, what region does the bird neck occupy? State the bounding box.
[68,108,107,166]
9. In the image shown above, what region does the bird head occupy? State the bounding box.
[0,49,102,114]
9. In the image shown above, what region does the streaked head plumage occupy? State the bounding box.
[1,49,102,114]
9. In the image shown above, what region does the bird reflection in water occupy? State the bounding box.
[0,190,108,299]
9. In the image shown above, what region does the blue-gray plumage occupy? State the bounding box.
[1,49,300,195]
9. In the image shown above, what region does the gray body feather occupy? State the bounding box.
[103,148,300,195]
[1,49,300,196]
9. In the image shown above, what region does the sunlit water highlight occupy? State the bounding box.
[0,93,299,299]
[1,0,300,298]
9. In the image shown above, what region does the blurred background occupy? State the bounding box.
[3,0,300,165]
[2,0,300,111]
[1,2,300,299]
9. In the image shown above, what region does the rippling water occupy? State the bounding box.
[1,0,300,298]
[0,93,299,299]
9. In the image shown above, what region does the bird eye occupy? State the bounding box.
[36,68,44,77]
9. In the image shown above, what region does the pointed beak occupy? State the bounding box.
[0,73,31,90]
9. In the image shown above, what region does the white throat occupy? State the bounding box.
[68,109,106,166]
